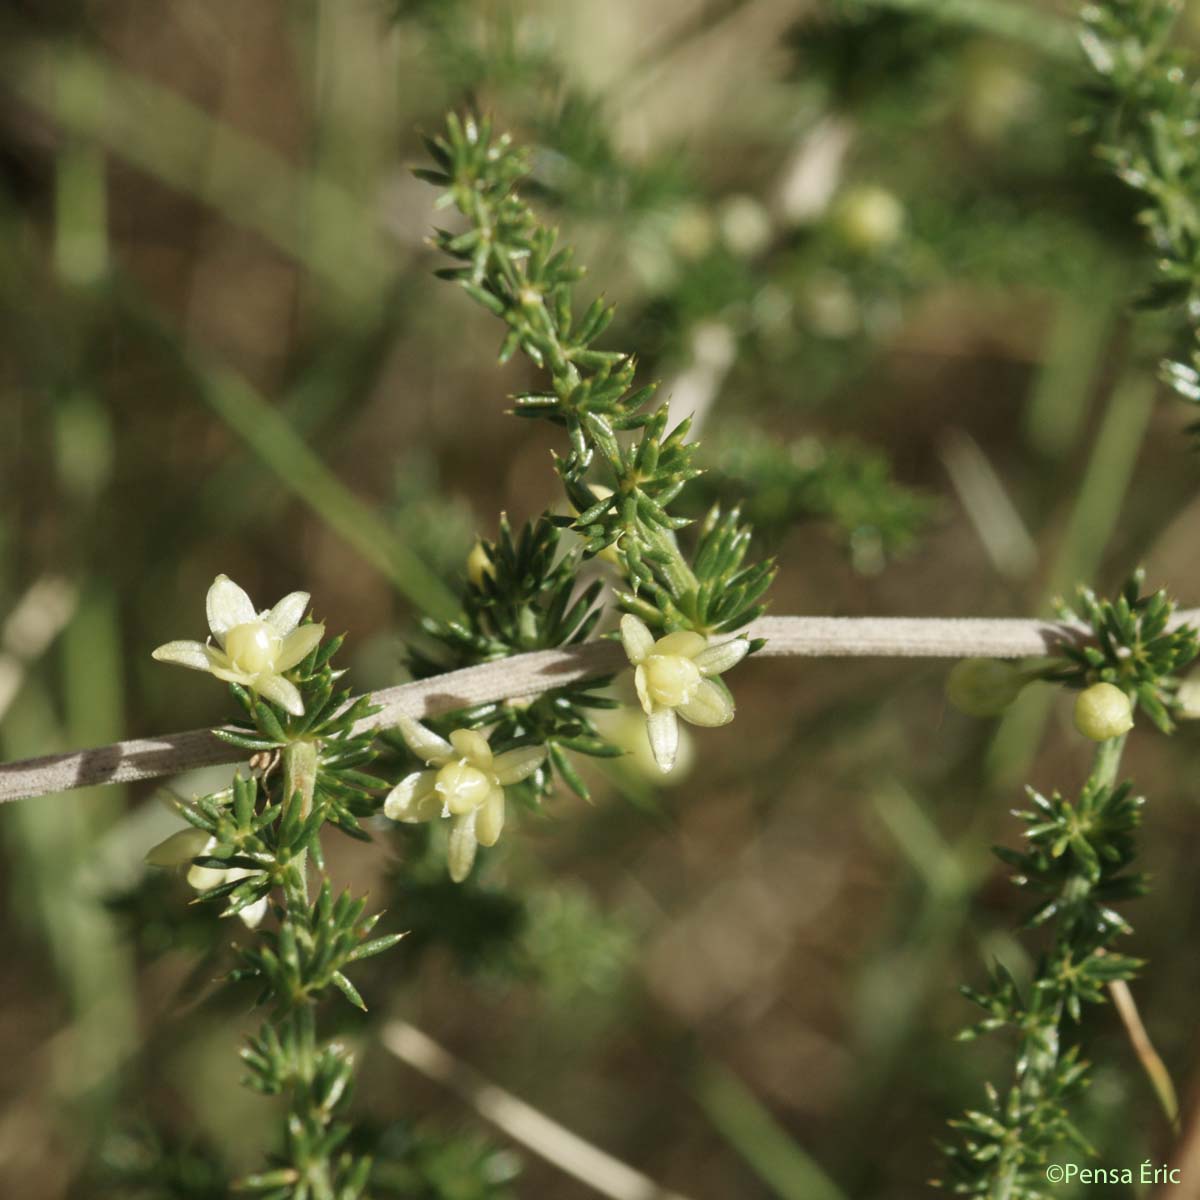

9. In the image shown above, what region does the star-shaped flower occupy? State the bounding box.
[152,575,324,716]
[619,614,750,773]
[384,717,546,882]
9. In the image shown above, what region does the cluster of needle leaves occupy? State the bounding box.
[172,633,403,1200]
[1080,0,1200,424]
[939,577,1197,1196]
[404,513,621,803]
[1045,569,1200,730]
[417,112,775,639]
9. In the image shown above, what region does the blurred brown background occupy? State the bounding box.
[3,1,1200,1196]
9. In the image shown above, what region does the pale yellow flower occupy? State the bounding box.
[619,614,749,773]
[384,717,546,882]
[152,575,324,716]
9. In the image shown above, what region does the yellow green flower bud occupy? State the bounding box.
[1073,682,1134,741]
[466,540,495,588]
[946,658,1026,717]
[833,185,905,253]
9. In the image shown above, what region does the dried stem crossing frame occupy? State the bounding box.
[3,608,1197,805]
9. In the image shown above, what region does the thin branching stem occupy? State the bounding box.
[3,609,1198,805]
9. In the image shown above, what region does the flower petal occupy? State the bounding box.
[475,786,505,847]
[654,630,707,659]
[151,640,213,671]
[676,678,734,727]
[255,673,305,716]
[144,827,212,867]
[275,623,325,671]
[206,575,256,643]
[187,862,227,891]
[492,744,547,786]
[634,664,652,715]
[620,614,654,665]
[450,728,493,768]
[645,707,679,773]
[265,590,310,636]
[447,809,479,883]
[383,771,439,822]
[692,636,750,678]
[204,645,254,684]
[238,896,269,929]
[397,716,453,766]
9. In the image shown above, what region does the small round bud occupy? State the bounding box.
[832,185,905,253]
[946,658,1026,717]
[466,541,495,589]
[1073,683,1134,742]
[961,51,1037,142]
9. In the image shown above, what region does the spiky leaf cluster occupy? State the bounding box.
[615,503,775,636]
[941,769,1146,1195]
[167,627,403,1199]
[1046,568,1198,730]
[940,1049,1092,1200]
[230,879,404,1014]
[214,630,386,841]
[416,514,603,663]
[938,576,1194,1195]
[236,1006,369,1200]
[407,514,621,802]
[172,773,305,923]
[418,112,775,633]
[1080,0,1200,422]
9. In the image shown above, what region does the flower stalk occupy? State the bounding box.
[939,577,1197,1196]
[147,575,399,1197]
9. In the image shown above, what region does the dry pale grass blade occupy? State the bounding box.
[381,1020,694,1200]
[0,578,79,722]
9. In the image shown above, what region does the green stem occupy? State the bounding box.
[282,740,319,904]
[991,731,1129,1200]
[644,525,699,599]
[282,740,319,821]
[1088,731,1126,793]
